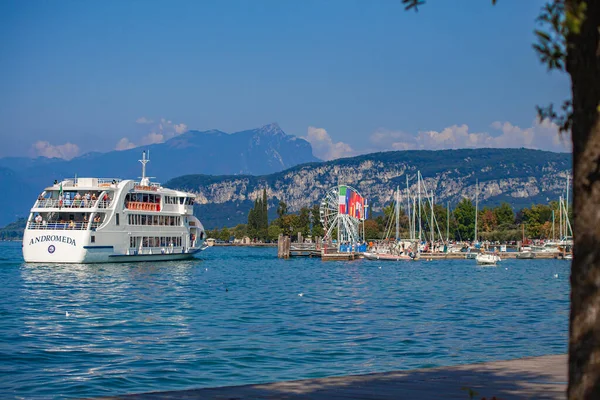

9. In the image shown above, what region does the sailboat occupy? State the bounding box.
[464,180,479,259]
[472,180,501,265]
[363,185,416,261]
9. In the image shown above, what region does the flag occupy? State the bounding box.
[338,186,347,214]
[58,182,63,208]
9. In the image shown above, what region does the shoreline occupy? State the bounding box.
[95,353,567,399]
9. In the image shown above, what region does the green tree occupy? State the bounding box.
[219,227,230,242]
[247,205,257,239]
[453,198,476,241]
[207,227,220,239]
[260,189,269,239]
[403,0,600,396]
[363,219,380,240]
[285,214,300,238]
[247,193,269,241]
[296,207,311,237]
[277,200,287,222]
[493,202,515,227]
[233,224,248,239]
[479,207,498,233]
[268,224,282,242]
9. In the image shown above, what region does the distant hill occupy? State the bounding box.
[164,148,572,229]
[0,218,26,241]
[0,123,318,226]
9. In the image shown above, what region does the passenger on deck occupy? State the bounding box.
[74,193,82,207]
[68,220,75,229]
[35,214,42,224]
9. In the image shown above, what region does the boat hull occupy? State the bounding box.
[23,229,205,263]
[475,254,501,265]
[363,252,414,261]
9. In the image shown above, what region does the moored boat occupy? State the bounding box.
[475,253,501,265]
[516,251,536,259]
[363,252,416,261]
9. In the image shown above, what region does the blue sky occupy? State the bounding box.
[0,0,570,160]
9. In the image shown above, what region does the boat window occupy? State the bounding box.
[91,236,95,243]
[116,213,120,226]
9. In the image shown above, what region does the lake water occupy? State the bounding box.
[0,241,569,398]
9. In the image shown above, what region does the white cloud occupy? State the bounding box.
[136,117,153,124]
[141,132,164,145]
[31,141,80,160]
[368,119,571,153]
[174,123,188,134]
[303,126,355,161]
[115,137,136,151]
[121,117,188,149]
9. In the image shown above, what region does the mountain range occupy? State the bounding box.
[164,148,572,229]
[0,123,318,226]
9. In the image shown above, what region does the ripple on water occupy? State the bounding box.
[0,243,569,398]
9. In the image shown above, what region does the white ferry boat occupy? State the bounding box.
[22,151,207,263]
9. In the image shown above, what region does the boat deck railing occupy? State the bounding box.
[125,201,160,211]
[35,199,113,209]
[27,221,103,230]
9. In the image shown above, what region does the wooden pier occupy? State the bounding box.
[97,354,567,399]
[276,235,570,262]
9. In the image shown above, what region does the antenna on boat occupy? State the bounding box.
[139,150,151,186]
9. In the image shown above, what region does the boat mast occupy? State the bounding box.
[139,150,150,186]
[552,210,555,241]
[418,172,422,242]
[412,196,417,241]
[447,201,450,243]
[406,175,412,241]
[559,195,563,240]
[395,186,400,241]
[337,182,341,250]
[430,193,434,244]
[474,179,478,243]
[565,176,570,238]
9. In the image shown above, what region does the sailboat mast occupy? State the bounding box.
[406,175,411,240]
[430,194,434,244]
[395,186,400,240]
[447,201,450,243]
[559,195,563,239]
[412,196,417,241]
[474,179,478,243]
[552,210,555,241]
[337,183,341,250]
[565,176,569,237]
[418,172,422,242]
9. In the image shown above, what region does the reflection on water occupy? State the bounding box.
[0,242,569,398]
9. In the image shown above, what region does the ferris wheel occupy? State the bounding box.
[319,185,364,245]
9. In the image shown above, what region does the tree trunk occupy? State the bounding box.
[567,0,600,398]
